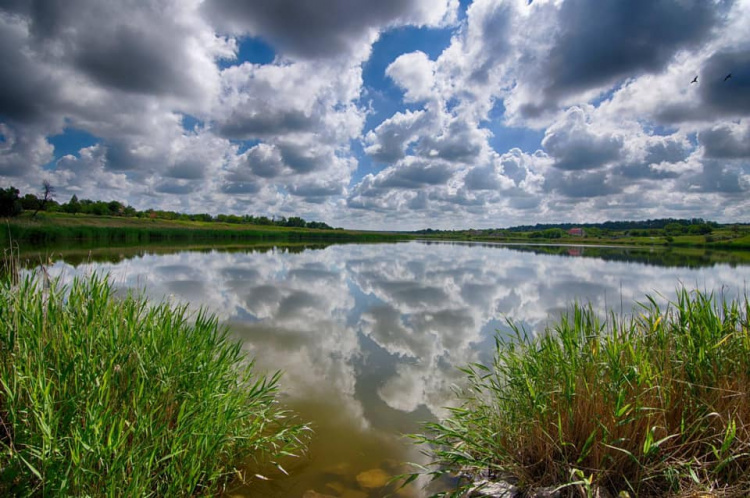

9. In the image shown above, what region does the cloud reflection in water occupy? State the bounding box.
[44,241,750,496]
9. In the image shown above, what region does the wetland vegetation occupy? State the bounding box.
[412,290,750,497]
[0,271,309,496]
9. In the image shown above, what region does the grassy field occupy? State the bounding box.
[0,272,309,496]
[411,290,750,497]
[1,212,410,246]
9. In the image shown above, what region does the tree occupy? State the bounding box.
[20,194,40,210]
[285,216,306,228]
[65,195,81,215]
[107,200,125,216]
[0,186,22,217]
[32,180,55,218]
[687,224,712,235]
[664,223,685,236]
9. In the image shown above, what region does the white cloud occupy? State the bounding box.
[202,0,458,60]
[0,123,53,177]
[542,106,625,170]
[1,0,749,228]
[386,51,436,103]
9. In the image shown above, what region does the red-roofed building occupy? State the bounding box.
[568,227,585,237]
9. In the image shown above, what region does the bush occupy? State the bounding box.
[0,273,309,496]
[0,186,22,217]
[411,290,750,497]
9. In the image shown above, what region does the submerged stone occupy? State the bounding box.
[356,468,390,489]
[325,481,345,494]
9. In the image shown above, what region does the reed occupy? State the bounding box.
[411,290,750,497]
[0,215,409,247]
[0,272,309,496]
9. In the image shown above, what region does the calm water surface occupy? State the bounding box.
[41,241,750,497]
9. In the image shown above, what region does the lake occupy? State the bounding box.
[36,241,750,497]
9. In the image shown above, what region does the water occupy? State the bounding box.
[38,241,750,497]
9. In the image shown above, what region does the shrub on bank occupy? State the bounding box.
[0,273,308,496]
[413,290,750,497]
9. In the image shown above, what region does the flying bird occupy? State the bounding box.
[691,75,698,84]
[724,73,732,82]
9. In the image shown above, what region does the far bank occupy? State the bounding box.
[1,212,411,246]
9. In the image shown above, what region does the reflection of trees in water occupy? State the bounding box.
[420,240,750,269]
[17,241,336,268]
[23,239,750,270]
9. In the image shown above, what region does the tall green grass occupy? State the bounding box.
[0,272,309,496]
[411,290,750,497]
[0,217,409,247]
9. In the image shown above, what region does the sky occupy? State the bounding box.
[1,0,749,230]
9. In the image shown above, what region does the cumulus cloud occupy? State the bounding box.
[386,51,436,103]
[543,0,724,101]
[699,120,750,159]
[698,49,750,116]
[202,0,458,59]
[360,158,455,192]
[214,60,363,140]
[0,123,53,177]
[1,0,227,114]
[0,13,65,125]
[542,107,624,170]
[364,110,430,163]
[1,0,749,228]
[681,158,750,194]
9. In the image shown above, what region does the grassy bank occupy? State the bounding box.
[0,273,309,496]
[412,290,750,497]
[1,213,410,246]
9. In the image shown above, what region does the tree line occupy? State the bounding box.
[0,185,335,230]
[503,218,718,233]
[415,218,719,237]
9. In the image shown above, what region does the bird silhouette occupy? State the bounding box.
[691,76,698,84]
[724,73,732,82]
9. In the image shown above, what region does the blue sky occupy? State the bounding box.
[1,0,749,229]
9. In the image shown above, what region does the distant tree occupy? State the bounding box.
[89,201,109,216]
[687,224,712,235]
[216,214,242,224]
[20,193,40,210]
[0,186,22,217]
[32,180,55,218]
[190,213,212,222]
[64,195,81,215]
[285,216,306,228]
[664,223,685,235]
[307,221,332,230]
[108,200,125,216]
